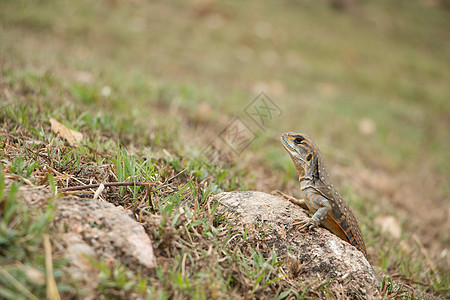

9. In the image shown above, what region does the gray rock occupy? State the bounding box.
[216,191,379,298]
[50,197,154,296]
[53,196,155,266]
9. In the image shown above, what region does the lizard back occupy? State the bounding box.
[307,139,367,257]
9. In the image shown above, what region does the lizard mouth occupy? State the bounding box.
[281,141,293,155]
[280,134,297,155]
[280,133,310,168]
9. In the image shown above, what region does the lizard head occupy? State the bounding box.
[280,132,318,178]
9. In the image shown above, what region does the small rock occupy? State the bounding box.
[53,197,155,269]
[374,215,402,239]
[51,196,155,295]
[74,71,93,84]
[358,117,376,136]
[101,86,111,97]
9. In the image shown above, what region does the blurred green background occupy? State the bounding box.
[1,0,448,170]
[1,0,449,294]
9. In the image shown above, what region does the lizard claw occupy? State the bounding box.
[292,218,318,231]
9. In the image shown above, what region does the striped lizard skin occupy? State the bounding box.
[274,132,367,257]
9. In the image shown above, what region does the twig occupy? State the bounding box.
[166,168,187,183]
[146,184,155,212]
[58,181,156,192]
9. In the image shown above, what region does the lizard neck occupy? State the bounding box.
[299,175,314,192]
[293,157,316,199]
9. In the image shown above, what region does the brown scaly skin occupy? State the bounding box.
[274,132,368,258]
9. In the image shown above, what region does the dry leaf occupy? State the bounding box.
[50,118,83,147]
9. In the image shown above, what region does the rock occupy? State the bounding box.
[216,191,379,298]
[13,181,155,296]
[47,196,155,296]
[52,197,155,279]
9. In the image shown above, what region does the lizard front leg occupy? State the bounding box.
[271,190,309,210]
[293,194,331,231]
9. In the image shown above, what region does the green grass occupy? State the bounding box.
[0,170,57,299]
[0,0,449,298]
[87,257,156,298]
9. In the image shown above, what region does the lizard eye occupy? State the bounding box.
[306,153,312,161]
[294,137,304,145]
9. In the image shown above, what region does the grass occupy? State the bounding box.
[0,171,58,299]
[0,0,449,298]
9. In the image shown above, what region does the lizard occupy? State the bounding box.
[273,132,368,258]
